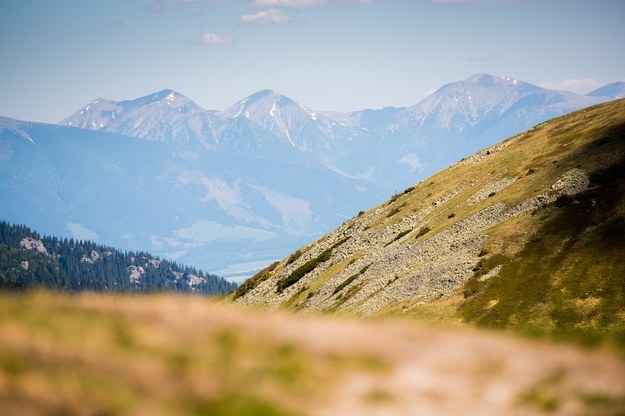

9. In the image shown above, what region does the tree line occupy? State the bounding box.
[0,220,237,296]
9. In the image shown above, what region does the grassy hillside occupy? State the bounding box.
[233,99,625,347]
[1,292,625,415]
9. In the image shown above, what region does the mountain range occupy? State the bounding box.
[1,74,622,281]
[60,74,619,188]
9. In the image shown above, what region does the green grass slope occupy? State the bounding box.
[233,99,625,346]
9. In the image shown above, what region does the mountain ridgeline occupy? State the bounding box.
[60,74,616,190]
[0,221,236,295]
[233,99,625,344]
[0,74,621,281]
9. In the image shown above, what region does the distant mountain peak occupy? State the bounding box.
[431,74,527,99]
[124,89,198,109]
[221,90,303,119]
[59,88,211,143]
[250,89,279,99]
[147,88,177,101]
[466,72,498,83]
[463,73,526,88]
[218,90,326,149]
[402,73,600,134]
[241,90,297,107]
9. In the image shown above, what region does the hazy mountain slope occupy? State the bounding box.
[60,89,226,148]
[402,74,601,132]
[220,90,362,155]
[59,89,304,159]
[344,74,610,189]
[0,118,384,281]
[2,292,625,415]
[233,98,625,343]
[587,81,625,98]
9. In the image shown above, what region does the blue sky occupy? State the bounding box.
[1,0,624,123]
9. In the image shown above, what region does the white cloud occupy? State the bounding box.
[197,32,234,45]
[539,78,602,94]
[241,8,295,24]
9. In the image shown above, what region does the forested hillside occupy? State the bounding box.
[0,221,236,295]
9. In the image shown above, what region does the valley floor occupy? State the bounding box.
[1,292,624,416]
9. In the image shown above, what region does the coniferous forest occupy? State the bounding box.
[0,220,237,295]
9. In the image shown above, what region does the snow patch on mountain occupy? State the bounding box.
[177,173,262,223]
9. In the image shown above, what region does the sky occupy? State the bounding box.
[1,0,624,123]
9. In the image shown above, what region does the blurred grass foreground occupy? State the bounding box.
[1,291,625,415]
